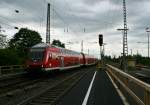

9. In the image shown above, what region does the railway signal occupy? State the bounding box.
[98,34,103,69]
[99,34,103,46]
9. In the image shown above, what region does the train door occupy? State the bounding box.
[59,56,64,68]
[48,53,52,66]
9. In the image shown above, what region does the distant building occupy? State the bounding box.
[0,34,7,49]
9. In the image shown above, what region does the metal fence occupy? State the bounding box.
[0,65,24,75]
[106,64,150,105]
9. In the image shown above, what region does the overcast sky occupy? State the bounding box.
[0,0,150,58]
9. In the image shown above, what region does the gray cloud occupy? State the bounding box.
[0,0,150,57]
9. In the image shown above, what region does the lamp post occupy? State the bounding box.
[137,41,147,56]
[146,27,150,58]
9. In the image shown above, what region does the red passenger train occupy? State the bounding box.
[26,43,97,72]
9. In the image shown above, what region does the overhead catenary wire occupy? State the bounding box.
[63,0,84,31]
[51,5,78,35]
[50,0,87,34]
[0,0,87,36]
[0,20,17,29]
[0,14,22,28]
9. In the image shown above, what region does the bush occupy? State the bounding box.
[0,49,24,66]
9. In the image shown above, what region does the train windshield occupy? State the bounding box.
[29,49,44,61]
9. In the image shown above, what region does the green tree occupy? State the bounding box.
[52,39,65,48]
[9,28,42,56]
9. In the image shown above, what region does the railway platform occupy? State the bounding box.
[57,69,125,105]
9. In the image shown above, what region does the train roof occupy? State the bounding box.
[32,43,66,49]
[32,43,50,48]
[31,43,96,57]
[31,43,80,55]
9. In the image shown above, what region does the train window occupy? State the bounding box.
[60,49,63,54]
[29,49,44,61]
[62,49,64,54]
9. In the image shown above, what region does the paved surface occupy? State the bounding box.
[58,69,124,105]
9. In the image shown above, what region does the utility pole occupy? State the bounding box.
[130,49,132,56]
[81,40,83,53]
[117,28,128,72]
[0,25,1,33]
[46,3,50,44]
[102,43,107,66]
[83,28,85,32]
[122,0,128,56]
[0,26,6,49]
[102,43,107,56]
[117,0,128,72]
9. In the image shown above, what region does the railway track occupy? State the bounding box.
[17,68,90,105]
[0,67,92,105]
[0,72,29,90]
[0,77,42,96]
[129,67,150,84]
[0,72,27,82]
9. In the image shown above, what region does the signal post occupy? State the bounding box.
[97,34,103,69]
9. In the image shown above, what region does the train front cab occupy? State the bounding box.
[26,47,47,73]
[26,46,63,73]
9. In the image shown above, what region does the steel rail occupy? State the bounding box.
[18,69,90,105]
